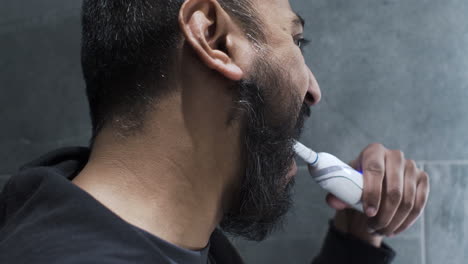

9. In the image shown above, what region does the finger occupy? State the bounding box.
[326,193,349,210]
[368,150,405,231]
[348,159,360,171]
[361,143,386,217]
[393,171,430,235]
[378,159,418,236]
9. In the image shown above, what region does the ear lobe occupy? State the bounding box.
[179,0,244,81]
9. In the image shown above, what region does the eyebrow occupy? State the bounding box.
[292,13,305,29]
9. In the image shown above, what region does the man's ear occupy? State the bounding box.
[179,0,244,81]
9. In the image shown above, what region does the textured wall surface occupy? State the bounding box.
[1,0,468,263]
[0,0,89,174]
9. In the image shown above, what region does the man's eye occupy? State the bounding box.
[295,37,311,51]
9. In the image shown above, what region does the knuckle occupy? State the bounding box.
[369,142,384,149]
[406,159,417,169]
[418,173,431,194]
[364,161,384,174]
[387,189,403,205]
[362,146,373,157]
[391,149,405,161]
[363,143,384,156]
[399,150,406,160]
[405,160,419,178]
[420,171,429,182]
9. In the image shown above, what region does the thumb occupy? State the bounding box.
[326,193,350,210]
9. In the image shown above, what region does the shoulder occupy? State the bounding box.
[0,215,170,264]
[0,234,172,264]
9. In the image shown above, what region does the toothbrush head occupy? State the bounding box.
[293,141,319,165]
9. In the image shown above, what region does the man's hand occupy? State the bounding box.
[325,143,430,247]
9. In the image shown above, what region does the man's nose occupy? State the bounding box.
[304,68,321,106]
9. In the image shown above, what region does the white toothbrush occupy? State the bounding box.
[293,141,364,212]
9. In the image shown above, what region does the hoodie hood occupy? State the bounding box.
[0,147,90,228]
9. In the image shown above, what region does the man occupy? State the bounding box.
[0,0,430,263]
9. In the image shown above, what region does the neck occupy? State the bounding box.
[73,90,243,250]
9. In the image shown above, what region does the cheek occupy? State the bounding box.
[273,45,310,99]
[286,53,309,97]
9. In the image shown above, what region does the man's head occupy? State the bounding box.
[81,0,321,241]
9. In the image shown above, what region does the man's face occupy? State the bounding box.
[220,0,321,241]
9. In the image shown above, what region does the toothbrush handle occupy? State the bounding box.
[309,153,365,213]
[315,169,364,212]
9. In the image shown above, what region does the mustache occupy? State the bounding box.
[302,103,311,118]
[293,103,311,140]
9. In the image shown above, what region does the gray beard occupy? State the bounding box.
[220,57,310,241]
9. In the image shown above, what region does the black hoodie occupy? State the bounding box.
[0,147,395,264]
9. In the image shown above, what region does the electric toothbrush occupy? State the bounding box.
[293,141,364,212]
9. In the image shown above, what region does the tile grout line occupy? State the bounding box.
[420,162,427,264]
[417,160,468,165]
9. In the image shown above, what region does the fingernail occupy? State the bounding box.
[367,227,376,233]
[366,207,377,217]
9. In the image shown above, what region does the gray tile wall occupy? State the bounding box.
[0,175,10,191]
[1,0,467,264]
[0,1,90,174]
[293,0,468,162]
[424,163,468,264]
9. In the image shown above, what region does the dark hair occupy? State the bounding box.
[81,0,264,141]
